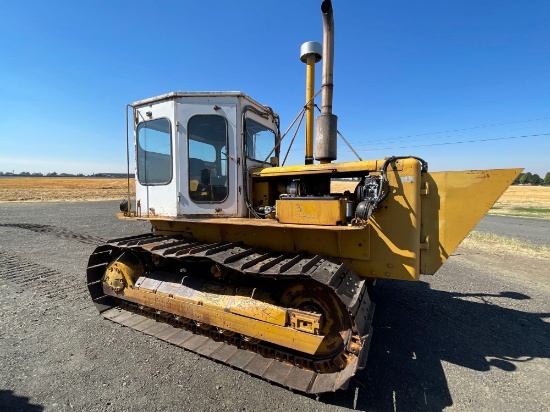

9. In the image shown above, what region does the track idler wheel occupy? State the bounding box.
[103,251,144,294]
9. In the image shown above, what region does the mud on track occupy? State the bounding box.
[0,201,549,411]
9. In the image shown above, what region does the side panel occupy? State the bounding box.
[134,101,178,217]
[365,158,422,280]
[276,198,347,226]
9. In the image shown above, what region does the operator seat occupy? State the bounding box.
[189,158,206,200]
[188,157,228,202]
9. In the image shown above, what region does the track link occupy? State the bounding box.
[87,234,375,394]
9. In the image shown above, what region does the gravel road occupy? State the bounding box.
[475,215,550,246]
[1,201,548,411]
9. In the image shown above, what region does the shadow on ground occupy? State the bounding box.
[323,280,550,411]
[0,390,43,411]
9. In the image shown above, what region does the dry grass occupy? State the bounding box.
[489,185,550,219]
[493,185,550,206]
[463,231,550,260]
[0,177,134,202]
[331,181,357,193]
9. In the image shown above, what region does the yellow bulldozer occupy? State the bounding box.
[87,0,520,395]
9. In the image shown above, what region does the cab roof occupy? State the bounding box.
[132,91,268,109]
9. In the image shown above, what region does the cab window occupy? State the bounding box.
[245,119,276,162]
[188,115,228,202]
[136,118,172,185]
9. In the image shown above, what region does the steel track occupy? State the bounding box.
[86,233,375,394]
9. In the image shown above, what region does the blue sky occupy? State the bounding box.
[1,0,549,176]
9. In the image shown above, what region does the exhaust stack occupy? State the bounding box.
[300,41,322,165]
[315,0,338,164]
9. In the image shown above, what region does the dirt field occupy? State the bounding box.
[490,185,550,218]
[331,180,357,193]
[0,177,134,202]
[0,178,355,203]
[494,185,550,206]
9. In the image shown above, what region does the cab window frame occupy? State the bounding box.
[136,117,173,186]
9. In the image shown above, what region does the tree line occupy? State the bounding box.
[0,171,133,178]
[0,171,85,177]
[514,172,550,185]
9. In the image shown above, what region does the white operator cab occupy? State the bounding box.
[132,92,280,218]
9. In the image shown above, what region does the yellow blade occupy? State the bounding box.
[420,168,522,275]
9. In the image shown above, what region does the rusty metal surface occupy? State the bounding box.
[87,234,376,394]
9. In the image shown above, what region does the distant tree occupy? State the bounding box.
[519,172,532,184]
[0,171,3,176]
[30,172,43,177]
[46,172,58,177]
[19,171,30,176]
[76,173,85,177]
[544,172,550,185]
[513,173,524,185]
[531,174,542,185]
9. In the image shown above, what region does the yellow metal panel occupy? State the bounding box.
[123,287,323,355]
[250,159,404,177]
[252,181,272,208]
[420,168,522,275]
[151,279,289,326]
[228,296,287,326]
[365,158,422,281]
[291,225,370,260]
[276,198,347,226]
[194,283,233,311]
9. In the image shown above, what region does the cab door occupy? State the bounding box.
[134,100,177,217]
[176,99,239,216]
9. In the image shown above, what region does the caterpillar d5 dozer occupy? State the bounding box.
[87,0,521,395]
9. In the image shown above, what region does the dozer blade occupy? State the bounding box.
[420,168,522,274]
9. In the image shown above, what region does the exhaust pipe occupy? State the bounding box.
[315,0,338,163]
[300,41,322,165]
